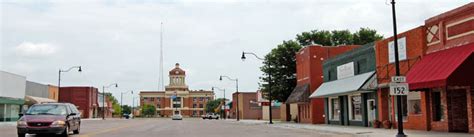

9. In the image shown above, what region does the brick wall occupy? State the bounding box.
[425,3,474,54]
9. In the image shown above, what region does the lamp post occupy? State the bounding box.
[212,87,226,119]
[120,90,133,118]
[241,51,273,124]
[58,66,82,99]
[390,0,406,137]
[132,96,139,119]
[219,75,239,121]
[102,83,118,120]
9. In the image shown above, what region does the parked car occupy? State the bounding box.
[171,114,183,120]
[202,113,219,120]
[17,103,81,137]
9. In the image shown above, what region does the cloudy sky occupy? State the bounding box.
[1,0,471,105]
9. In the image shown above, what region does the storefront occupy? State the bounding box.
[407,43,474,133]
[310,43,378,127]
[0,71,26,122]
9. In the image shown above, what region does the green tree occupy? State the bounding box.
[205,98,224,113]
[260,40,302,102]
[296,28,383,46]
[104,93,121,115]
[141,104,156,117]
[331,30,353,45]
[122,105,131,114]
[352,27,384,45]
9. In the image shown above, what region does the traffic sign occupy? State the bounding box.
[391,76,406,83]
[389,82,409,95]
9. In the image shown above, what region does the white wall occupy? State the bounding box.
[0,71,26,99]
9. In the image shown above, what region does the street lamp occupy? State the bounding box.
[132,96,139,119]
[241,51,273,124]
[390,0,406,137]
[121,90,133,118]
[102,83,118,120]
[212,87,226,119]
[58,66,82,99]
[219,75,239,121]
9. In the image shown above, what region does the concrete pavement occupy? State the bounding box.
[0,118,351,137]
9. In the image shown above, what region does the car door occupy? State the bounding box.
[66,105,76,130]
[68,104,80,130]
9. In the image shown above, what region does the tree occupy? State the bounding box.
[260,40,302,102]
[104,93,121,115]
[295,28,383,46]
[353,27,383,45]
[205,98,224,113]
[122,105,131,115]
[141,104,156,117]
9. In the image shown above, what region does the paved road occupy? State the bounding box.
[0,118,351,137]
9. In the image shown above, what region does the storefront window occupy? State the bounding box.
[394,96,408,121]
[408,92,422,115]
[330,98,340,120]
[349,95,362,121]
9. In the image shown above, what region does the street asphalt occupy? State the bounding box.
[0,118,351,137]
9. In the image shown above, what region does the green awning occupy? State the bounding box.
[309,71,377,98]
[0,97,25,105]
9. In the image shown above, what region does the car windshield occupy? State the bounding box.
[26,105,67,115]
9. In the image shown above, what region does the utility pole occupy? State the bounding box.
[391,0,406,137]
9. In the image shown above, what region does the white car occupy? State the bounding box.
[171,114,183,120]
[202,113,219,120]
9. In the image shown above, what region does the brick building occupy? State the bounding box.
[286,45,359,124]
[230,92,262,120]
[59,87,99,118]
[374,26,426,130]
[406,3,474,133]
[310,43,378,127]
[374,2,474,133]
[140,63,214,117]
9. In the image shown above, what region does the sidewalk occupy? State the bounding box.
[0,122,16,128]
[229,119,473,137]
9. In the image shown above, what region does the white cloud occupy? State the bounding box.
[14,42,57,57]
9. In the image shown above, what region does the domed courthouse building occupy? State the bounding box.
[140,63,214,117]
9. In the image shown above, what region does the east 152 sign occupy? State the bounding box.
[389,82,409,95]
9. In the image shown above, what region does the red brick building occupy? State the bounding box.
[374,26,426,130]
[286,45,360,124]
[406,3,474,133]
[230,92,262,120]
[59,87,99,118]
[140,63,214,117]
[374,2,474,133]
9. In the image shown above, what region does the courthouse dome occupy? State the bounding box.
[169,63,185,75]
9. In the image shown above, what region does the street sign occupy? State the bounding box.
[389,82,409,95]
[171,95,177,99]
[391,76,406,83]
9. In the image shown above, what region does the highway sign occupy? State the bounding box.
[389,82,409,95]
[391,76,406,83]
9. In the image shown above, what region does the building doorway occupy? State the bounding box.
[367,99,376,127]
[447,89,468,132]
[174,110,180,115]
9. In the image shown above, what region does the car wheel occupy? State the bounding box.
[61,125,69,137]
[17,133,25,137]
[73,123,80,134]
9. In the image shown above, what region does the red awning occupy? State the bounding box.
[407,43,474,89]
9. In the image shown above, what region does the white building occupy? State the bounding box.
[0,71,26,122]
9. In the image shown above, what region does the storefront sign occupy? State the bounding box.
[388,37,407,63]
[389,82,409,95]
[337,62,354,79]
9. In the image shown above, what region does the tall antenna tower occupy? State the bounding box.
[158,22,164,91]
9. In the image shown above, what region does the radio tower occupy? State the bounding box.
[158,22,164,91]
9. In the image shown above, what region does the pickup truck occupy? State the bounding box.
[201,113,219,120]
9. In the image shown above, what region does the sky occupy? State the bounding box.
[1,0,471,106]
